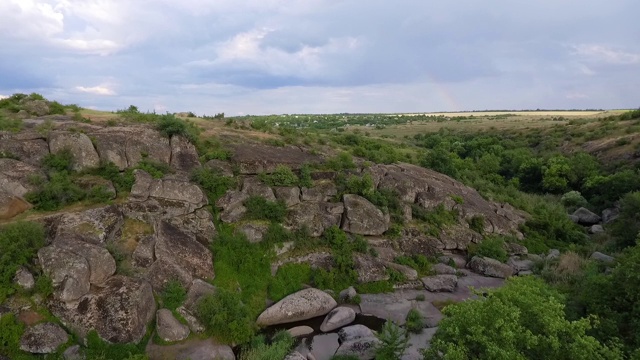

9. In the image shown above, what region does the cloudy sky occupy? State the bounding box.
[0,0,638,115]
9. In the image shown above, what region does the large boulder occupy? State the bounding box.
[38,245,91,302]
[301,182,337,202]
[507,256,534,274]
[49,275,156,343]
[183,279,217,311]
[91,127,171,170]
[354,254,389,283]
[236,222,269,243]
[14,267,35,291]
[334,337,381,359]
[320,306,356,332]
[20,323,68,354]
[170,135,201,172]
[590,252,615,264]
[52,235,116,284]
[286,201,344,237]
[0,158,45,197]
[0,188,31,220]
[256,288,337,326]
[571,207,602,225]
[172,339,235,360]
[341,194,390,236]
[602,208,620,224]
[274,186,301,207]
[338,324,375,343]
[241,177,276,201]
[166,208,217,245]
[421,275,458,292]
[0,132,49,166]
[156,309,190,342]
[48,131,100,171]
[204,159,234,177]
[53,205,124,245]
[468,256,515,279]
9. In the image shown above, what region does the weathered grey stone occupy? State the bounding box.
[507,256,534,273]
[286,201,344,237]
[341,194,389,236]
[589,224,605,234]
[256,288,337,326]
[145,258,193,290]
[591,252,615,264]
[230,143,322,174]
[148,178,208,211]
[0,158,45,197]
[571,207,602,225]
[74,175,117,200]
[413,301,443,328]
[63,344,84,360]
[49,275,155,343]
[154,221,214,283]
[359,293,412,325]
[91,127,171,170]
[339,286,357,301]
[20,323,68,354]
[242,177,276,201]
[133,235,156,268]
[174,340,235,360]
[301,182,337,202]
[505,243,528,256]
[14,267,35,291]
[421,275,458,292]
[438,254,467,268]
[157,309,190,342]
[320,306,356,332]
[48,131,100,171]
[338,324,375,343]
[334,337,381,359]
[220,205,247,223]
[176,306,205,333]
[284,352,307,360]
[287,325,314,337]
[170,135,201,172]
[53,235,116,284]
[38,245,91,302]
[432,263,456,275]
[467,256,514,279]
[237,222,269,243]
[167,208,217,245]
[183,279,217,311]
[0,133,49,166]
[602,208,620,224]
[216,190,248,212]
[354,254,389,283]
[384,261,419,280]
[546,249,560,261]
[130,170,154,201]
[53,205,124,245]
[204,159,234,177]
[275,186,301,207]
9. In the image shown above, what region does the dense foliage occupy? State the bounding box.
[0,222,46,303]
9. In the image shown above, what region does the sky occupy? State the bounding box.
[0,0,638,116]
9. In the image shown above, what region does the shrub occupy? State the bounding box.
[0,222,45,302]
[561,190,588,210]
[160,280,187,311]
[299,163,313,188]
[609,192,640,249]
[42,149,74,173]
[326,152,356,171]
[468,215,485,234]
[191,167,236,204]
[25,171,86,211]
[423,277,622,359]
[239,331,295,360]
[197,289,255,344]
[0,313,34,359]
[244,196,287,223]
[87,162,135,193]
[0,116,23,132]
[136,159,172,179]
[156,114,200,142]
[467,236,508,262]
[259,165,299,187]
[394,255,432,276]
[405,309,425,333]
[48,101,66,115]
[85,330,148,360]
[375,321,409,360]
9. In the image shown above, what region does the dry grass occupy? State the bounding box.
[120,218,154,253]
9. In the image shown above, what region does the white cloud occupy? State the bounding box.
[0,95,8,100]
[75,85,116,95]
[0,0,64,39]
[572,44,640,65]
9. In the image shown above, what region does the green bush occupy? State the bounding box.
[299,163,313,188]
[412,204,458,237]
[609,192,640,249]
[394,255,432,276]
[42,149,74,173]
[268,263,312,302]
[85,331,148,360]
[0,221,47,301]
[467,236,508,262]
[561,190,588,210]
[405,309,424,333]
[191,167,237,204]
[48,101,66,115]
[259,165,299,187]
[244,196,287,223]
[197,289,255,344]
[25,171,86,211]
[155,114,200,142]
[136,159,172,179]
[356,281,394,294]
[160,280,187,311]
[0,116,23,132]
[87,162,135,193]
[375,321,409,360]
[239,331,295,360]
[0,313,36,359]
[468,215,485,234]
[423,277,622,360]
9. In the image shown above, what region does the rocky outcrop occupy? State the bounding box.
[284,352,306,360]
[287,326,314,337]
[286,201,344,237]
[236,222,269,243]
[571,207,601,225]
[170,135,201,172]
[74,175,117,200]
[354,254,389,283]
[241,177,276,201]
[590,252,615,264]
[53,205,124,245]
[20,323,68,354]
[0,158,45,197]
[338,324,376,343]
[133,235,156,267]
[91,127,171,170]
[205,159,234,177]
[432,263,456,275]
[230,143,322,174]
[0,131,49,166]
[468,256,514,279]
[48,131,100,171]
[341,194,390,236]
[38,245,91,302]
[422,275,458,292]
[156,309,190,342]
[14,267,35,291]
[183,279,217,311]
[274,186,301,207]
[320,306,356,332]
[256,288,337,326]
[0,188,31,220]
[301,182,337,202]
[52,234,116,284]
[334,337,381,359]
[50,275,155,343]
[507,256,534,274]
[167,209,217,245]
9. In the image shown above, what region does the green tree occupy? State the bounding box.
[375,321,409,360]
[423,277,622,360]
[609,192,640,249]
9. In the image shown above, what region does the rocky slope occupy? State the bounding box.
[1,118,536,359]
